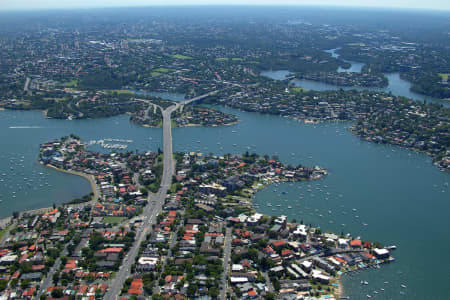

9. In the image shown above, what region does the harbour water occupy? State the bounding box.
[0,110,162,217]
[133,90,185,102]
[171,107,449,300]
[261,49,449,107]
[0,74,449,298]
[325,48,364,73]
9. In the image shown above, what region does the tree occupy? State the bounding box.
[0,280,7,292]
[208,286,219,298]
[187,284,198,297]
[51,288,64,298]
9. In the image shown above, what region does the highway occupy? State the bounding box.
[220,227,232,300]
[104,91,215,299]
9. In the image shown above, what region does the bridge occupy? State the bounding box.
[104,90,219,299]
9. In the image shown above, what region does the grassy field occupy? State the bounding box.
[232,58,243,61]
[103,216,128,225]
[151,72,162,77]
[438,73,449,82]
[106,89,134,95]
[215,58,229,62]
[0,225,11,241]
[154,68,170,73]
[172,54,192,60]
[65,79,78,87]
[291,87,308,93]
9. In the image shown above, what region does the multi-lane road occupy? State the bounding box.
[105,91,215,299]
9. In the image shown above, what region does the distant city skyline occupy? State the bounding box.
[1,0,450,11]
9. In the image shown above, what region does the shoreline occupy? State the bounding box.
[136,119,240,129]
[44,164,98,203]
[0,164,98,225]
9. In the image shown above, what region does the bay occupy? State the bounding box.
[0,110,162,218]
[172,106,449,300]
[132,90,186,102]
[261,48,449,107]
[0,96,448,299]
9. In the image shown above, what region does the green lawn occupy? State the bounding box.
[154,68,170,73]
[151,72,162,77]
[215,58,229,62]
[106,89,134,95]
[291,87,308,93]
[65,79,78,87]
[172,54,192,60]
[103,216,127,225]
[0,225,11,241]
[232,58,243,61]
[438,73,449,82]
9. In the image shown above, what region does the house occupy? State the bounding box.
[137,257,158,271]
[350,240,362,248]
[373,248,390,259]
[20,272,41,281]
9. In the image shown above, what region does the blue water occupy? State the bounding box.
[133,90,185,102]
[261,56,449,107]
[325,48,364,73]
[0,110,162,217]
[171,106,449,300]
[0,85,448,299]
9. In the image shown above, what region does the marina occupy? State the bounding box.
[88,138,134,150]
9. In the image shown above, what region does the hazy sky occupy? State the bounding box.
[1,0,449,11]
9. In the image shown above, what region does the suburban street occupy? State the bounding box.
[35,247,68,299]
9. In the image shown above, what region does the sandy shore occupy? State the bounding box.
[338,278,344,297]
[45,164,98,202]
[0,107,5,111]
[0,166,98,225]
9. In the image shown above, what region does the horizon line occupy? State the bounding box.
[1,4,449,13]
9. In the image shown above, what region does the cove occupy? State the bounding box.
[261,48,449,107]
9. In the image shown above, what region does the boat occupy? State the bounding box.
[288,206,292,209]
[267,203,272,207]
[401,284,407,288]
[386,245,397,250]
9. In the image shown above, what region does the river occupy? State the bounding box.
[261,49,449,108]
